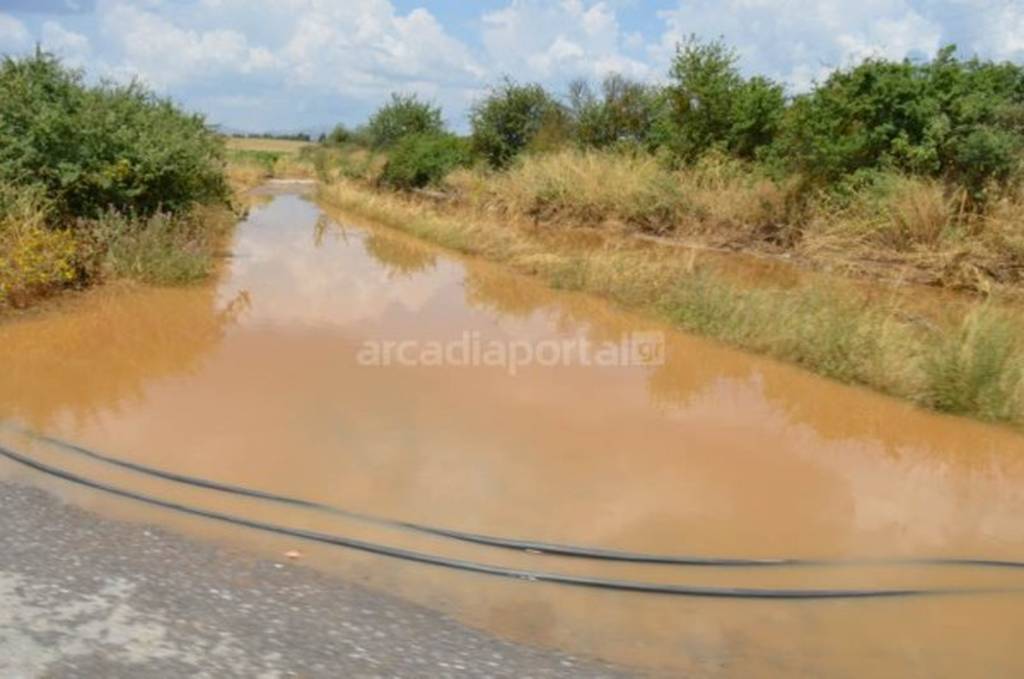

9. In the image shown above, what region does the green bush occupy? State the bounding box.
[665,36,785,163]
[324,124,351,146]
[728,76,787,160]
[774,46,1024,197]
[365,94,444,149]
[469,79,567,168]
[324,39,1024,204]
[0,51,227,222]
[569,74,669,151]
[380,133,470,189]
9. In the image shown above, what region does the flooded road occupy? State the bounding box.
[2,188,1024,676]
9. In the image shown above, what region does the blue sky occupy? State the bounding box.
[1,1,1023,133]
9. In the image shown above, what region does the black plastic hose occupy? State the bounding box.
[24,431,1024,571]
[1,442,1020,600]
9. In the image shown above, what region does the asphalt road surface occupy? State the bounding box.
[0,482,629,678]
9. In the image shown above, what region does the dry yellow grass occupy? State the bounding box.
[439,149,1024,293]
[225,162,268,193]
[447,150,683,233]
[225,136,312,154]
[981,190,1024,266]
[270,156,317,179]
[676,152,798,241]
[225,145,318,190]
[806,176,953,251]
[885,178,953,248]
[446,149,799,240]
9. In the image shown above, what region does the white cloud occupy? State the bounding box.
[278,3,484,94]
[98,2,281,88]
[82,0,484,127]
[40,21,91,67]
[957,0,1024,60]
[655,0,943,91]
[481,0,651,83]
[0,13,31,54]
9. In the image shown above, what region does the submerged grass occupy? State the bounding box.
[319,179,1024,427]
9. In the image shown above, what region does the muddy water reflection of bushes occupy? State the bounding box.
[362,232,437,278]
[0,284,244,427]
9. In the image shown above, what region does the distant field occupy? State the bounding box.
[224,136,318,186]
[225,136,311,154]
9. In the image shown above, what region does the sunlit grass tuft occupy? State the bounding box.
[922,306,1024,420]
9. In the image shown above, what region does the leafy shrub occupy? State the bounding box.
[365,94,444,149]
[665,37,785,163]
[380,133,470,189]
[0,51,227,222]
[774,46,1024,198]
[569,74,669,151]
[469,79,567,168]
[325,123,354,146]
[728,77,787,160]
[0,184,77,306]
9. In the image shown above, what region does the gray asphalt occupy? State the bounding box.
[0,481,632,678]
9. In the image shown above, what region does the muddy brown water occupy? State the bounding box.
[3,188,1024,676]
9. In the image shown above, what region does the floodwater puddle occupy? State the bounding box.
[2,189,1024,676]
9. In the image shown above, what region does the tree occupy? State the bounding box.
[572,74,667,151]
[0,51,226,220]
[728,76,786,160]
[469,79,566,168]
[365,94,443,149]
[379,132,470,189]
[666,36,785,162]
[326,123,353,146]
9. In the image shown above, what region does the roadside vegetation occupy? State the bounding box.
[0,51,233,311]
[223,136,316,190]
[311,39,1024,426]
[7,40,1024,426]
[308,41,1024,293]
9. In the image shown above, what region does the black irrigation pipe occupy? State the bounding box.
[22,431,1024,572]
[1,442,1010,601]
